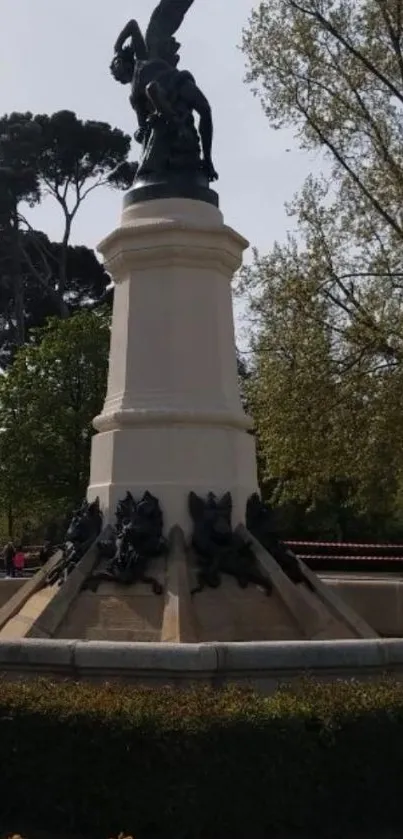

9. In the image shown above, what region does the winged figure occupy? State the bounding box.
[110,0,218,184]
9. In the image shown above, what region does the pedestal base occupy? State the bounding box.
[87,196,258,535]
[88,422,258,535]
[124,170,219,208]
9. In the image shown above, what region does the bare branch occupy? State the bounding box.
[374,0,403,87]
[295,92,403,239]
[289,0,403,104]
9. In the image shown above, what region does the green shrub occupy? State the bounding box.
[0,678,402,838]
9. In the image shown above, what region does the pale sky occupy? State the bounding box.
[0,0,317,260]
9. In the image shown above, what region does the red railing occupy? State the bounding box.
[286,539,403,571]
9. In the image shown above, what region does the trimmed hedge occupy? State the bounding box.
[1,678,403,838]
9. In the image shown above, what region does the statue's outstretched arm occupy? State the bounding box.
[114,19,147,59]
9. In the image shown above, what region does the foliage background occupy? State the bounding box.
[240,0,403,539]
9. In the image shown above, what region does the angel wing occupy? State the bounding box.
[146,0,195,58]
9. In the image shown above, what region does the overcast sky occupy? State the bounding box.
[0,0,320,260]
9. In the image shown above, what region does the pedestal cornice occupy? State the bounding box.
[98,221,249,279]
[93,407,254,434]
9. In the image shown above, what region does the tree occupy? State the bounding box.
[0,113,42,349]
[22,233,111,320]
[33,110,131,300]
[242,248,341,496]
[243,0,403,364]
[0,309,110,536]
[241,245,403,537]
[240,0,403,535]
[0,230,110,367]
[0,111,129,359]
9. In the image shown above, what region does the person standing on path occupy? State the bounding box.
[13,545,26,577]
[3,542,15,577]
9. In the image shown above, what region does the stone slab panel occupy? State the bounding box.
[27,528,112,639]
[240,526,359,640]
[192,576,302,642]
[300,562,377,638]
[57,555,166,642]
[323,577,401,637]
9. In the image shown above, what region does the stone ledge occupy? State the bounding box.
[0,638,76,667]
[105,245,242,280]
[74,641,217,672]
[214,639,388,671]
[93,407,253,434]
[99,219,248,252]
[0,639,403,688]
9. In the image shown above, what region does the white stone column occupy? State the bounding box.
[87,197,258,535]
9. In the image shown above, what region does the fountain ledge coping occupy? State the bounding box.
[0,638,403,686]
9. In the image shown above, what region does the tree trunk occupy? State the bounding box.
[58,216,72,312]
[7,505,14,540]
[11,206,25,346]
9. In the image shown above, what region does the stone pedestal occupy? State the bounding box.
[87,197,258,535]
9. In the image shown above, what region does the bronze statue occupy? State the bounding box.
[88,491,167,593]
[189,491,272,596]
[46,498,103,587]
[110,0,218,194]
[246,494,315,591]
